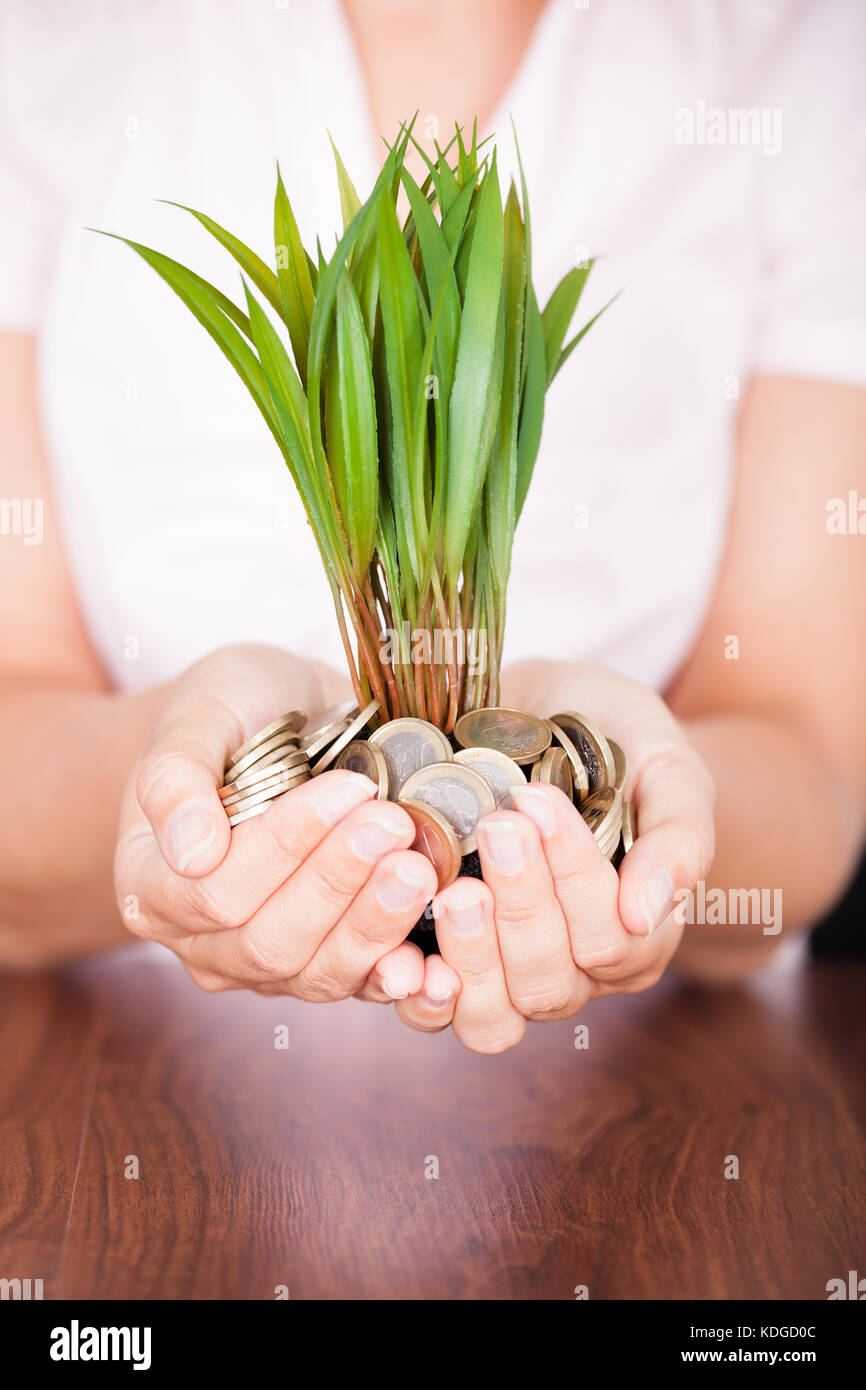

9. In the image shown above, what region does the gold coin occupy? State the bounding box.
[621,801,634,854]
[609,738,629,794]
[549,711,616,792]
[368,717,454,798]
[454,747,527,808]
[312,699,380,775]
[225,711,306,771]
[222,771,310,814]
[454,707,551,766]
[334,740,389,798]
[220,748,309,794]
[530,746,574,800]
[545,720,590,802]
[399,799,462,892]
[221,765,310,808]
[399,761,496,854]
[300,700,357,752]
[227,802,272,828]
[227,728,305,780]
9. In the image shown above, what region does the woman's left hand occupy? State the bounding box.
[382,663,716,1053]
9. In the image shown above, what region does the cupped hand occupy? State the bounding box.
[392,662,716,1053]
[114,644,439,1000]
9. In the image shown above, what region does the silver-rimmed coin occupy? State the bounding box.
[454,747,527,808]
[225,711,306,771]
[300,700,358,753]
[368,717,454,798]
[609,738,629,794]
[312,700,380,775]
[221,766,310,809]
[334,740,389,798]
[530,746,574,800]
[546,720,590,802]
[400,798,462,891]
[621,801,634,854]
[453,707,551,766]
[549,711,616,792]
[221,770,310,814]
[220,748,309,793]
[580,787,622,848]
[399,761,496,854]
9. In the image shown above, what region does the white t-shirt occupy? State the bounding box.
[2,0,865,693]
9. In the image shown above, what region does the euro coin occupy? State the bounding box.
[530,746,573,800]
[311,699,379,774]
[220,748,309,793]
[225,711,306,771]
[334,740,389,798]
[227,728,305,780]
[399,762,496,855]
[454,707,551,766]
[609,738,629,794]
[621,801,634,854]
[454,746,527,808]
[227,802,272,828]
[580,787,622,858]
[368,717,454,798]
[399,798,462,891]
[549,711,616,792]
[220,766,310,809]
[301,700,358,754]
[545,720,590,802]
[221,771,310,813]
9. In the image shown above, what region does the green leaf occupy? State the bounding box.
[158,201,283,317]
[515,285,546,521]
[444,155,504,582]
[485,182,525,589]
[324,272,379,572]
[541,261,595,385]
[552,291,621,381]
[274,167,316,387]
[328,135,362,232]
[400,167,460,390]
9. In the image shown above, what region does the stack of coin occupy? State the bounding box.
[219,711,310,827]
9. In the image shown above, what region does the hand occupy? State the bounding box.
[391,662,716,1052]
[114,643,440,1000]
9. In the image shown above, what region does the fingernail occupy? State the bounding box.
[314,774,377,826]
[511,786,557,838]
[168,802,217,872]
[638,867,675,934]
[435,894,486,938]
[423,988,453,1007]
[478,819,525,874]
[376,860,430,912]
[381,977,410,1000]
[351,813,409,864]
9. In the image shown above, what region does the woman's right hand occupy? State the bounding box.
[114,644,444,1001]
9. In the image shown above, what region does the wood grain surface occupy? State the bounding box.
[1,940,863,1300]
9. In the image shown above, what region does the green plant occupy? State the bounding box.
[99,120,612,730]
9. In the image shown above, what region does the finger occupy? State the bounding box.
[292,849,438,1000]
[181,799,419,982]
[509,783,631,975]
[618,744,716,936]
[476,809,591,1021]
[143,770,379,934]
[135,693,248,876]
[394,954,462,1032]
[432,877,525,1054]
[357,940,428,1002]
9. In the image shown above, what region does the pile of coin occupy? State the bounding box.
[221,700,636,886]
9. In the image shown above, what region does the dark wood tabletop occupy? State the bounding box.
[1,940,863,1301]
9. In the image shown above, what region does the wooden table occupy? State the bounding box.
[1,940,863,1300]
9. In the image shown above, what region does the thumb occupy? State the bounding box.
[135,704,238,877]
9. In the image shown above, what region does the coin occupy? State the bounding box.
[609,738,629,793]
[311,699,380,774]
[220,767,310,809]
[334,740,389,798]
[227,727,305,780]
[545,719,590,802]
[368,717,453,798]
[454,747,527,808]
[225,711,306,771]
[227,802,273,828]
[399,761,496,854]
[580,787,622,858]
[530,746,573,799]
[549,711,616,792]
[221,771,310,814]
[454,707,551,766]
[621,801,634,854]
[220,748,309,794]
[400,798,462,891]
[301,700,357,753]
